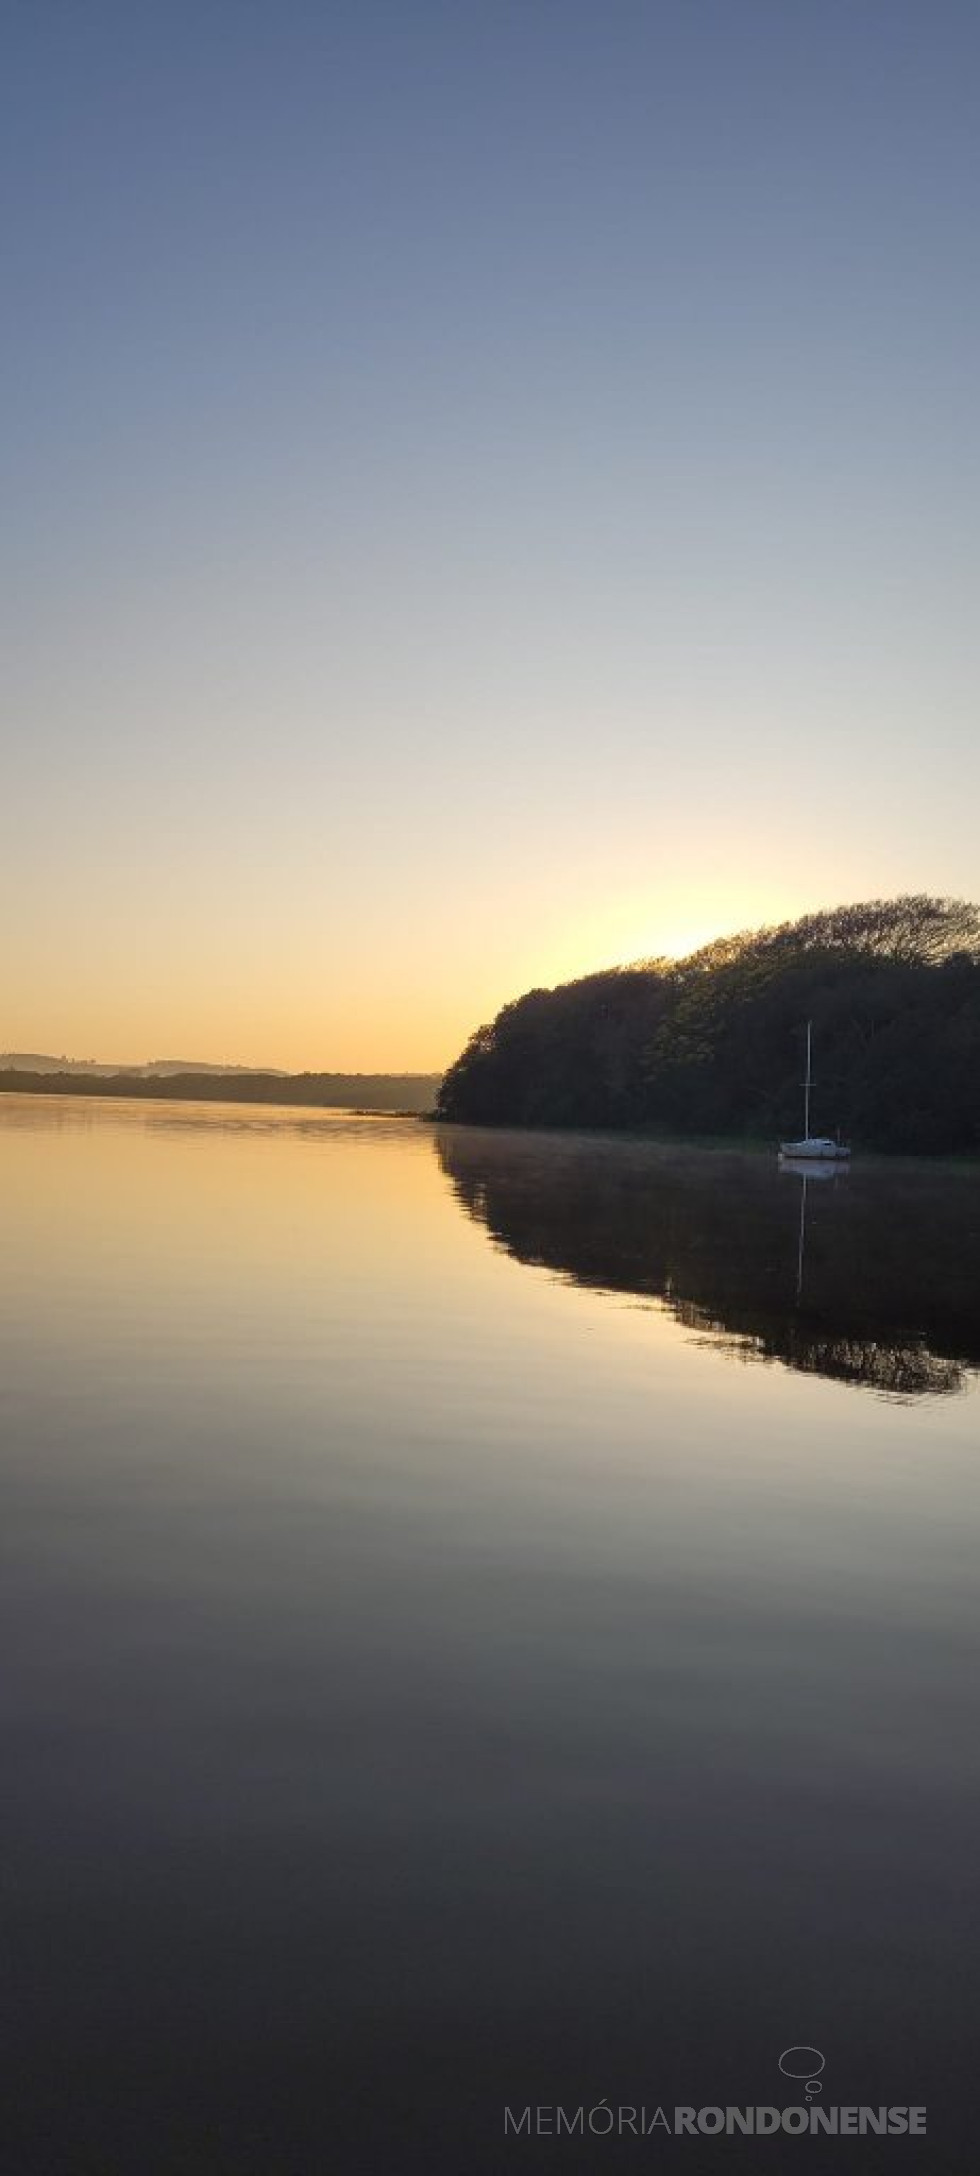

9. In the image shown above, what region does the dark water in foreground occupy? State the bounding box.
[1,1097,978,2174]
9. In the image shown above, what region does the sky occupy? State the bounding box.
[3,0,978,1070]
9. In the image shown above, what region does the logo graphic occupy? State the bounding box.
[779,2046,826,2101]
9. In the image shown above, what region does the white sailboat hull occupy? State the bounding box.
[779,1138,851,1161]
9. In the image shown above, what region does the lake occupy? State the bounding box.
[1,1095,977,2173]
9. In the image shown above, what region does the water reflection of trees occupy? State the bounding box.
[434,1128,980,1399]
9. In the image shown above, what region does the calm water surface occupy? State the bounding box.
[1,1096,978,2174]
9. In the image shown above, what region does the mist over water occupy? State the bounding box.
[1,1097,977,2173]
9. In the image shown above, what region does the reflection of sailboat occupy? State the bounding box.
[796,1172,808,1300]
[781,1154,848,1300]
[779,1021,851,1163]
[790,1169,818,1301]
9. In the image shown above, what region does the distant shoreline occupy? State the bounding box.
[0,1070,440,1117]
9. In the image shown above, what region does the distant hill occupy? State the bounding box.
[0,1054,287,1077]
[144,1058,290,1077]
[436,895,980,1155]
[0,1068,441,1114]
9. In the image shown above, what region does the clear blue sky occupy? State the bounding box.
[3,0,978,1066]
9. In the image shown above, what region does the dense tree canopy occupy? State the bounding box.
[436,896,980,1153]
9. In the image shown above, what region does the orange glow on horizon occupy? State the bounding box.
[1,883,827,1075]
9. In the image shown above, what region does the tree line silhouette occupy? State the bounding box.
[436,895,980,1154]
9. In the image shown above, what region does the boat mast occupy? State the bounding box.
[804,1020,812,1140]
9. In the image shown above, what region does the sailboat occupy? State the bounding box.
[779,1021,851,1163]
